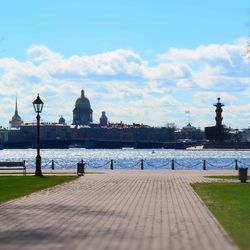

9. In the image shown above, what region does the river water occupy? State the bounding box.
[0,148,250,170]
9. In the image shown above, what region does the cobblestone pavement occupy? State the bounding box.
[0,170,237,250]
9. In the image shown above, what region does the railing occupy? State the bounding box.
[24,159,250,170]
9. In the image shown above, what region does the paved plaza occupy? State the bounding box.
[0,170,237,250]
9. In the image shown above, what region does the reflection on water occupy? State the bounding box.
[0,148,250,170]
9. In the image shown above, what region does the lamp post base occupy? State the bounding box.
[35,155,42,176]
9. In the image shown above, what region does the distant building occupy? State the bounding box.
[71,125,175,148]
[72,90,93,125]
[176,123,204,142]
[239,129,250,142]
[182,123,196,131]
[100,111,108,126]
[21,122,71,141]
[59,116,66,125]
[0,128,8,144]
[6,123,71,148]
[2,89,198,149]
[9,97,23,128]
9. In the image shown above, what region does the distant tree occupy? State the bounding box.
[165,123,177,130]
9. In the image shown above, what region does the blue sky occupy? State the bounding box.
[1,0,249,59]
[0,0,249,128]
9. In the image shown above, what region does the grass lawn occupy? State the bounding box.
[192,182,250,250]
[205,175,240,180]
[0,176,78,203]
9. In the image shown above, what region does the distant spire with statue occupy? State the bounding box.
[214,97,224,127]
[205,97,231,142]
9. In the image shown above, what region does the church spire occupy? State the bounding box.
[15,96,18,116]
[9,95,23,128]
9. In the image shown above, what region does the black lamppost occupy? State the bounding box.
[33,94,44,176]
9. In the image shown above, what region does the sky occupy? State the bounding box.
[0,0,249,129]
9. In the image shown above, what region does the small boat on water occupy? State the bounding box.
[68,144,83,148]
[186,145,204,150]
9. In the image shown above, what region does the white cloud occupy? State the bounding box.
[29,48,145,78]
[157,39,246,66]
[176,79,192,89]
[27,45,62,62]
[144,62,192,80]
[0,39,249,128]
[192,92,238,105]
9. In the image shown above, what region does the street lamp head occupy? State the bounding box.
[33,94,44,113]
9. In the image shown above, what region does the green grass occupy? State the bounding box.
[205,175,249,180]
[192,182,250,250]
[0,176,78,203]
[205,175,239,180]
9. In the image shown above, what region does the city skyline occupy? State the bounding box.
[0,1,249,128]
[3,90,247,130]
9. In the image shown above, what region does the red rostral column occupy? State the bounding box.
[214,97,224,127]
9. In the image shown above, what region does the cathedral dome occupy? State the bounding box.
[75,90,90,106]
[72,89,93,125]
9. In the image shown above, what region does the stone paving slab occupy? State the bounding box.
[0,170,238,250]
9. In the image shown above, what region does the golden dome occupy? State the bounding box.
[75,90,90,106]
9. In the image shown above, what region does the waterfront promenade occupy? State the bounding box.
[0,170,237,250]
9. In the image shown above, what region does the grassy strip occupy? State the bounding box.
[205,176,239,180]
[0,176,78,203]
[192,182,250,250]
[0,171,104,175]
[205,175,249,180]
